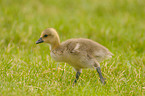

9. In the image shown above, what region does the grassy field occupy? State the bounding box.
[0,0,145,95]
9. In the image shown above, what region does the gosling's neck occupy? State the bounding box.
[49,31,60,51]
[50,38,60,51]
[51,41,60,50]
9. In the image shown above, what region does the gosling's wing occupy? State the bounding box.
[61,38,113,58]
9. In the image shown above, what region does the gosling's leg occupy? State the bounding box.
[96,67,106,85]
[94,60,106,85]
[73,71,81,84]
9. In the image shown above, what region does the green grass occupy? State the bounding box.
[0,0,145,95]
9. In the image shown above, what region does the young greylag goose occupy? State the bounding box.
[36,28,113,85]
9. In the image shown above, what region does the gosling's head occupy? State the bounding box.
[36,28,60,44]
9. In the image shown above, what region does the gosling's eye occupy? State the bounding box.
[44,35,48,37]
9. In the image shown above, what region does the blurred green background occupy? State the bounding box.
[0,0,145,95]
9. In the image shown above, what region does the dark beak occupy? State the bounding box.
[36,38,44,44]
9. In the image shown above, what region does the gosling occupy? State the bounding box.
[36,28,113,85]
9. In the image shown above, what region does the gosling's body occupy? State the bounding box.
[51,38,112,72]
[36,28,113,84]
